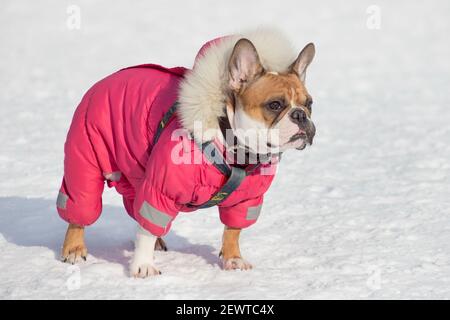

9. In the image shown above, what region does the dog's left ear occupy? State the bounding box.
[228,38,264,92]
[289,43,315,82]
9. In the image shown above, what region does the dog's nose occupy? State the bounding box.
[289,108,307,125]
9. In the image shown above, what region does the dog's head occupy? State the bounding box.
[225,38,316,154]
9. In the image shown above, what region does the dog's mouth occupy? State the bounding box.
[293,123,315,150]
[265,131,311,152]
[295,141,307,150]
[289,131,307,143]
[289,131,310,150]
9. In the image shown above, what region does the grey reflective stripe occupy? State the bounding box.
[139,201,172,228]
[104,171,121,181]
[56,192,68,209]
[246,205,262,220]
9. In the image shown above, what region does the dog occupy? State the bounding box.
[58,29,316,277]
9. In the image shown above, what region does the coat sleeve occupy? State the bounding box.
[218,195,264,229]
[133,128,197,237]
[133,181,180,237]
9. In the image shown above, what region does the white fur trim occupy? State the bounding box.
[178,28,297,142]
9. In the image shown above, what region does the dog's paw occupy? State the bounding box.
[130,261,161,278]
[130,254,161,278]
[222,257,253,271]
[154,237,167,251]
[61,244,87,264]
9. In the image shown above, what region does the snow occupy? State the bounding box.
[1,0,450,299]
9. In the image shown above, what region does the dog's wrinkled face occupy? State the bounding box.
[225,38,316,154]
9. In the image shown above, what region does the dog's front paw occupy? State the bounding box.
[130,256,161,278]
[130,262,161,278]
[61,244,87,264]
[222,257,253,271]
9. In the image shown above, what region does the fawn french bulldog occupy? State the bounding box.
[58,29,316,277]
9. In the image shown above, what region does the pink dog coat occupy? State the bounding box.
[57,39,278,237]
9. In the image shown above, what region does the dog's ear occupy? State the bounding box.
[290,43,315,82]
[228,38,264,92]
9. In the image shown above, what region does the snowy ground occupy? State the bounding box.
[1,0,449,299]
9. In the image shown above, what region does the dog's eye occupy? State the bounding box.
[267,101,283,111]
[305,99,313,111]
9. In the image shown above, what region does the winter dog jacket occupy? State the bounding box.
[56,32,296,237]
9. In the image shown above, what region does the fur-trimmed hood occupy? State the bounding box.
[178,28,298,142]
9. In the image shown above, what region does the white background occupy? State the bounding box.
[0,0,449,299]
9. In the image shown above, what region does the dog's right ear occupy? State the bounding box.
[228,38,264,92]
[289,42,315,82]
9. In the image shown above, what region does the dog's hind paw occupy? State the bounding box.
[222,257,253,271]
[154,237,167,251]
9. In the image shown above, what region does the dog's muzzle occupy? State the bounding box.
[293,120,315,150]
[289,108,315,149]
